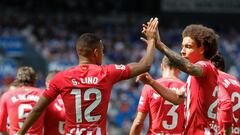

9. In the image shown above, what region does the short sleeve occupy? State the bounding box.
[195,61,212,77]
[43,75,60,101]
[45,96,65,120]
[106,64,131,84]
[178,81,187,98]
[0,95,8,132]
[53,97,65,119]
[138,85,150,113]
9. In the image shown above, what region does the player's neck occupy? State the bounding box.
[79,61,96,65]
[162,69,178,79]
[195,57,208,63]
[79,57,97,65]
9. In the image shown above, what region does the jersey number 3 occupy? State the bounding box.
[162,101,178,130]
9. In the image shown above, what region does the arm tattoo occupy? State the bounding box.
[156,42,203,77]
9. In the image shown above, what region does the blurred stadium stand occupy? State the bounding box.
[0,0,240,134]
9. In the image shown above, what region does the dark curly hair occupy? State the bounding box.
[182,24,218,59]
[12,66,37,87]
[210,53,225,71]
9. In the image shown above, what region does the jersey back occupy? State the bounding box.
[138,78,185,134]
[218,71,240,135]
[0,86,44,135]
[43,64,130,135]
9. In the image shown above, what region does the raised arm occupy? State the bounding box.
[17,96,52,135]
[156,41,203,77]
[137,73,184,105]
[127,18,158,78]
[142,21,203,77]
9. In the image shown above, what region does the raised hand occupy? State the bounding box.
[142,18,161,44]
[140,17,158,44]
[142,18,153,35]
[155,27,161,44]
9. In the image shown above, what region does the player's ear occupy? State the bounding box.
[175,68,180,76]
[199,45,204,55]
[160,63,163,71]
[93,48,99,58]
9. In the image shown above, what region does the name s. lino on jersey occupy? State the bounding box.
[42,64,131,135]
[70,65,126,85]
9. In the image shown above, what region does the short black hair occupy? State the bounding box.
[13,66,37,86]
[210,53,225,71]
[76,33,101,57]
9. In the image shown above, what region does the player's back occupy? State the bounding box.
[44,64,130,135]
[142,78,185,134]
[218,71,240,135]
[44,95,65,135]
[183,61,219,135]
[0,86,44,135]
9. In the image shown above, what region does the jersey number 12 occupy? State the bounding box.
[71,88,102,123]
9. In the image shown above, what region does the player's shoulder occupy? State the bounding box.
[195,60,210,65]
[53,69,66,78]
[74,64,128,71]
[219,71,240,88]
[0,90,11,99]
[196,60,216,69]
[30,86,44,92]
[1,87,21,97]
[155,78,169,86]
[141,82,156,94]
[157,77,184,85]
[102,64,127,70]
[156,77,166,83]
[1,86,42,98]
[219,70,238,80]
[173,78,185,85]
[64,64,105,74]
[23,86,44,95]
[196,60,218,75]
[99,64,129,76]
[142,84,152,90]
